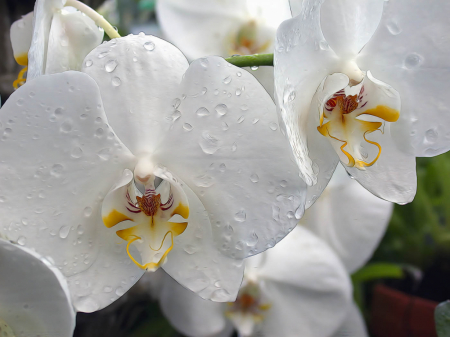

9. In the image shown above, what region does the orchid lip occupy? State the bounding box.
[101,159,189,271]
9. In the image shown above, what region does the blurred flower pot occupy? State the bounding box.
[370,284,438,337]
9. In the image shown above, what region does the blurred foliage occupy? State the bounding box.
[372,152,450,270]
[436,300,450,337]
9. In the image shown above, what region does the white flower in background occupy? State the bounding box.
[156,0,291,96]
[10,0,104,88]
[0,34,306,312]
[275,0,450,205]
[302,165,393,273]
[151,225,355,337]
[0,238,75,337]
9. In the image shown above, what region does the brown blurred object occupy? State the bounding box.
[0,0,105,105]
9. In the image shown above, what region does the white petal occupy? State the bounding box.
[154,56,307,260]
[158,270,227,337]
[81,35,189,156]
[357,0,450,157]
[0,239,75,337]
[27,0,65,80]
[163,182,245,302]
[10,12,34,66]
[288,0,302,17]
[0,72,144,312]
[246,0,291,29]
[44,9,103,74]
[320,0,385,59]
[332,302,369,337]
[253,226,352,337]
[274,1,339,189]
[302,165,393,273]
[156,0,247,59]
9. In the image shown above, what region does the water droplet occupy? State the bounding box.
[235,241,244,250]
[200,58,209,67]
[247,232,258,246]
[237,116,245,123]
[211,289,230,301]
[84,207,93,217]
[219,163,226,172]
[215,104,228,116]
[251,66,259,71]
[235,88,242,96]
[183,244,198,254]
[231,142,237,152]
[272,206,280,221]
[29,91,35,98]
[223,224,234,238]
[241,104,248,111]
[287,211,295,219]
[236,71,242,77]
[112,77,121,86]
[425,128,438,143]
[71,147,83,158]
[85,59,93,67]
[95,128,104,137]
[17,236,26,245]
[199,131,222,154]
[319,40,329,50]
[98,51,109,59]
[115,287,126,296]
[183,123,193,131]
[404,53,423,69]
[105,60,118,72]
[288,91,296,102]
[250,174,259,183]
[60,120,72,133]
[17,98,24,106]
[0,196,6,203]
[172,98,181,109]
[77,225,84,235]
[221,121,229,131]
[280,180,288,187]
[223,76,232,84]
[144,41,155,51]
[51,164,64,177]
[132,56,138,62]
[97,148,111,160]
[103,286,112,293]
[269,122,278,131]
[194,174,214,187]
[234,210,246,222]
[59,225,70,239]
[386,21,401,35]
[196,107,210,117]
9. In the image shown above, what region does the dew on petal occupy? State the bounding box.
[59,225,71,239]
[215,104,228,116]
[144,41,155,51]
[105,60,118,72]
[196,107,210,117]
[234,210,246,222]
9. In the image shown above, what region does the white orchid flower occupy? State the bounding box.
[0,238,75,337]
[10,0,109,88]
[302,165,393,273]
[275,0,450,205]
[0,34,306,312]
[157,0,291,60]
[151,225,353,337]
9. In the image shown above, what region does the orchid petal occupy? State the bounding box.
[357,0,450,157]
[44,9,103,74]
[252,226,352,337]
[154,56,307,260]
[10,12,34,66]
[274,1,339,189]
[302,165,393,273]
[163,182,244,302]
[320,0,385,59]
[81,35,189,156]
[159,271,227,337]
[0,72,144,312]
[0,239,75,337]
[246,0,291,29]
[27,0,65,79]
[332,302,369,337]
[156,0,247,59]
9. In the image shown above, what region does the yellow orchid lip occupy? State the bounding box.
[102,170,189,271]
[228,20,271,56]
[226,282,271,322]
[317,83,400,170]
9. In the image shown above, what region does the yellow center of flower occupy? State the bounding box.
[226,282,271,323]
[13,53,28,90]
[228,20,271,56]
[102,169,189,271]
[0,318,16,337]
[317,85,400,169]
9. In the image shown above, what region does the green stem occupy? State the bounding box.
[225,54,274,68]
[65,0,121,39]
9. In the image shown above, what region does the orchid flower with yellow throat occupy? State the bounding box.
[275,0,450,206]
[9,0,117,89]
[0,34,306,312]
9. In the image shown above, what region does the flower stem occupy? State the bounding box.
[65,0,121,39]
[225,54,274,68]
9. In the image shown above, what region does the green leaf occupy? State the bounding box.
[435,301,450,337]
[351,263,404,284]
